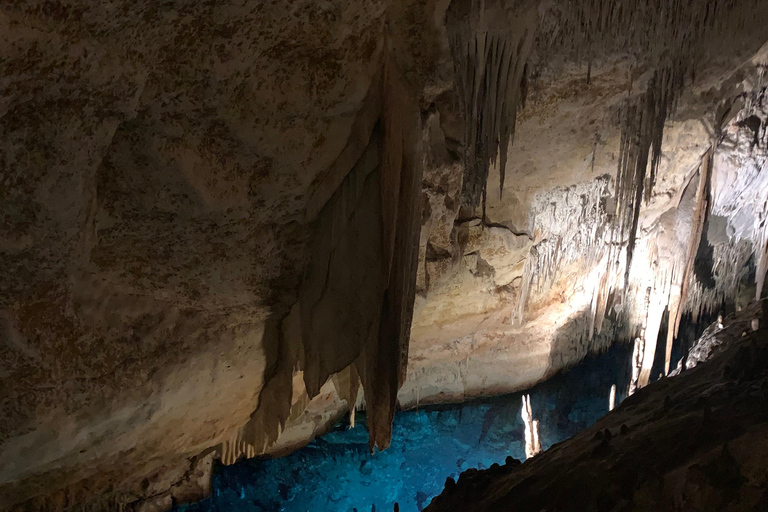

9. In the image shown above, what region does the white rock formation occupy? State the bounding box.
[520,394,542,460]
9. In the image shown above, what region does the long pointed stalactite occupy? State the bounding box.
[614,64,686,287]
[633,152,713,388]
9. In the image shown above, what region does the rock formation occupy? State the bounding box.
[520,393,541,459]
[2,0,768,510]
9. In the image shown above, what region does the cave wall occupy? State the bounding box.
[3,0,768,510]
[402,39,768,407]
[0,0,441,509]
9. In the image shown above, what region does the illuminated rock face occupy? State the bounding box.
[3,0,768,510]
[403,43,768,409]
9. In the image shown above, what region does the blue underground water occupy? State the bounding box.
[176,344,633,512]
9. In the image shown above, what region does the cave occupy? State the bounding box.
[2,1,768,511]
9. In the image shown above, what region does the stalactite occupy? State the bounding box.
[355,52,423,452]
[220,307,303,464]
[223,47,423,459]
[614,65,686,284]
[332,364,362,428]
[611,148,716,389]
[676,77,768,330]
[637,259,677,388]
[501,2,768,405]
[299,125,384,399]
[588,252,615,341]
[750,71,768,302]
[532,1,764,343]
[756,222,768,300]
[515,252,535,325]
[455,1,764,354]
[627,282,653,394]
[514,177,610,325]
[446,0,539,210]
[514,237,564,324]
[664,150,712,375]
[534,0,762,291]
[686,240,754,321]
[709,81,768,304]
[537,0,761,65]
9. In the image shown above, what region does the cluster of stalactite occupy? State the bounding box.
[686,240,755,322]
[536,0,762,63]
[501,0,768,393]
[606,150,713,388]
[604,90,768,389]
[515,177,610,324]
[220,51,423,463]
[613,64,686,285]
[515,130,761,391]
[446,0,538,212]
[449,0,761,214]
[598,0,760,289]
[450,0,767,345]
[719,76,768,303]
[539,0,765,296]
[620,72,768,387]
[663,151,712,374]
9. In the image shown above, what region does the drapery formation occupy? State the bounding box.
[355,52,424,451]
[220,48,423,461]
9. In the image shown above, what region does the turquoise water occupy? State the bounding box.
[175,344,632,512]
